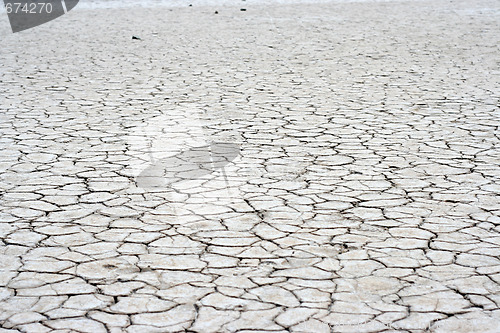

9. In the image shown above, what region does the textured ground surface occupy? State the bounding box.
[0,0,499,332]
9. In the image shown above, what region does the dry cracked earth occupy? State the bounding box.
[0,0,499,332]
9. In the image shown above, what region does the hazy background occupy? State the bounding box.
[78,0,424,9]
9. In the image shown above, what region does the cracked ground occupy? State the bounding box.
[0,0,499,332]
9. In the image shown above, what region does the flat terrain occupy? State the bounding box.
[0,0,499,332]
